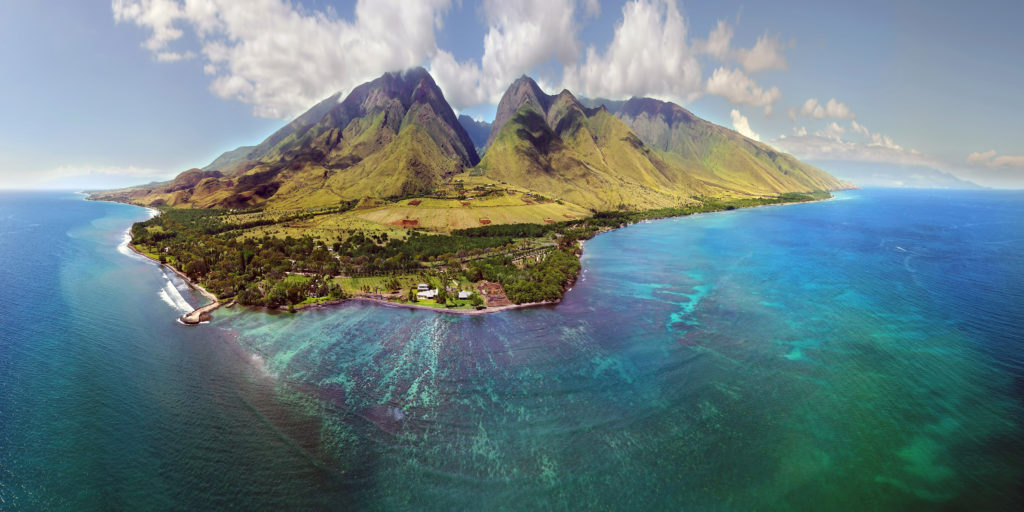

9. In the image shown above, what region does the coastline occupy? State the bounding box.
[102,192,838,323]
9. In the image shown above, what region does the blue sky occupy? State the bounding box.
[1,0,1021,189]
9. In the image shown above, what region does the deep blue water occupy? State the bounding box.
[1,189,1022,510]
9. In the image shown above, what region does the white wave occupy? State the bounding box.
[159,276,193,313]
[116,229,134,257]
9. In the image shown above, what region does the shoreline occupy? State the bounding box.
[123,229,222,324]
[104,192,839,323]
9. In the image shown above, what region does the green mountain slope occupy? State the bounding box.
[478,79,850,211]
[93,70,849,215]
[610,97,850,195]
[97,68,479,209]
[479,78,708,210]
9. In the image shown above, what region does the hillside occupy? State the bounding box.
[611,98,850,195]
[93,68,850,219]
[94,68,479,209]
[476,78,848,211]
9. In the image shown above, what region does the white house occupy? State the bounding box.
[417,288,438,299]
[417,283,430,291]
[458,291,472,300]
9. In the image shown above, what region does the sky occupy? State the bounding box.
[0,0,1022,189]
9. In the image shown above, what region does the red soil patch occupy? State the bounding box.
[407,200,421,206]
[563,214,574,219]
[461,202,470,206]
[521,198,534,204]
[391,219,419,227]
[477,280,512,307]
[544,219,555,224]
[479,219,491,225]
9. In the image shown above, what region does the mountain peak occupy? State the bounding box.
[486,75,555,149]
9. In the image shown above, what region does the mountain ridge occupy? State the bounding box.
[92,68,850,213]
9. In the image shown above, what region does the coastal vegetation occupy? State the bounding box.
[95,67,845,315]
[126,190,829,310]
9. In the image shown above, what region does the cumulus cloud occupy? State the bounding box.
[772,134,935,170]
[967,150,997,165]
[696,19,733,59]
[114,0,796,118]
[695,20,786,72]
[793,125,807,137]
[815,121,845,141]
[869,133,902,150]
[433,0,583,108]
[800,98,855,119]
[967,150,1024,168]
[736,33,788,72]
[113,0,453,119]
[730,109,760,141]
[562,0,703,104]
[850,120,869,136]
[706,67,781,113]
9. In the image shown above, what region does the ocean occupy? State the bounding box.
[0,189,1021,510]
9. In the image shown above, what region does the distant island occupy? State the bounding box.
[90,68,851,320]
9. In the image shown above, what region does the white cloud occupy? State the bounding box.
[697,19,733,59]
[793,125,807,136]
[431,0,584,109]
[816,121,845,141]
[736,33,788,72]
[0,164,173,190]
[730,109,760,141]
[967,150,1024,168]
[869,133,902,150]
[967,150,997,165]
[155,50,194,62]
[113,0,453,119]
[696,20,787,73]
[775,134,1024,187]
[706,67,781,112]
[800,97,855,119]
[562,0,703,104]
[772,135,937,169]
[850,120,869,136]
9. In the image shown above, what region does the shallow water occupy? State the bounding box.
[1,189,1021,510]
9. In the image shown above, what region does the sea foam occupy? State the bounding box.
[159,275,193,313]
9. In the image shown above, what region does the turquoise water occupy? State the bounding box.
[1,189,1022,509]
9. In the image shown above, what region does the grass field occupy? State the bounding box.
[333,273,475,295]
[232,191,589,242]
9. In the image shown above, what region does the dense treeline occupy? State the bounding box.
[128,191,828,309]
[466,248,581,304]
[452,223,554,238]
[129,206,515,307]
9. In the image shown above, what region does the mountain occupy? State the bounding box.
[94,69,849,213]
[98,68,479,209]
[608,97,849,195]
[458,115,491,156]
[812,161,983,189]
[478,77,715,210]
[478,78,848,211]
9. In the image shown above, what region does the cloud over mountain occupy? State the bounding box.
[113,0,453,119]
[113,0,791,117]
